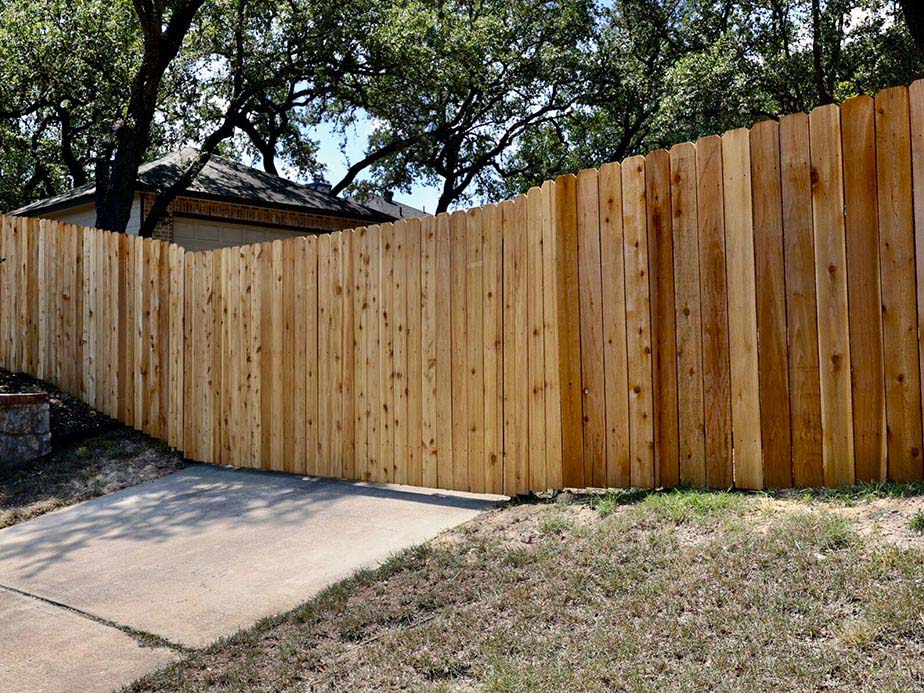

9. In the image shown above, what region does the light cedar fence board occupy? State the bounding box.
[168,244,184,450]
[65,226,79,395]
[554,175,584,489]
[749,120,793,488]
[842,94,886,482]
[38,220,48,383]
[119,234,131,424]
[305,236,320,476]
[142,237,155,434]
[97,231,111,417]
[513,195,532,493]
[45,223,58,387]
[406,219,423,487]
[112,232,125,420]
[576,169,605,488]
[181,248,194,453]
[465,208,486,493]
[207,248,221,461]
[269,241,285,471]
[292,237,307,475]
[362,227,379,482]
[211,250,224,462]
[434,213,454,489]
[37,224,49,382]
[646,149,680,488]
[341,230,356,481]
[809,104,855,487]
[722,128,763,490]
[598,162,630,489]
[779,112,824,487]
[131,237,143,432]
[256,242,271,469]
[21,220,34,378]
[482,203,505,494]
[669,142,707,487]
[73,226,84,397]
[621,156,655,488]
[420,216,439,488]
[318,233,333,478]
[157,242,171,444]
[219,248,232,464]
[247,245,259,467]
[60,225,72,392]
[36,221,47,382]
[450,211,469,490]
[527,188,548,492]
[235,245,250,467]
[362,229,378,481]
[502,199,520,493]
[541,180,564,491]
[379,223,396,482]
[392,222,408,485]
[228,246,242,466]
[352,228,368,482]
[281,241,296,472]
[876,85,924,482]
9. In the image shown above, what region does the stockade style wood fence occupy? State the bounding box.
[3,82,924,493]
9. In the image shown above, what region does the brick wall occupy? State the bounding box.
[141,193,367,243]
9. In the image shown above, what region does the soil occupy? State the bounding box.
[0,368,189,529]
[0,369,116,443]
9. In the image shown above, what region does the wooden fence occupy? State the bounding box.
[3,81,924,493]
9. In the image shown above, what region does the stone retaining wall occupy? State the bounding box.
[0,393,51,466]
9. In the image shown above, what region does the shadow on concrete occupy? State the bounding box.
[0,464,500,580]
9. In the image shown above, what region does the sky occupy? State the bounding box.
[309,113,443,215]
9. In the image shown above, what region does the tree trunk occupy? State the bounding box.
[899,0,924,52]
[94,0,206,233]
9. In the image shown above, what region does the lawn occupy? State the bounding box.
[126,486,924,692]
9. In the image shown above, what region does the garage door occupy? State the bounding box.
[173,218,301,251]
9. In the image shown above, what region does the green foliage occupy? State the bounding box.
[909,510,924,533]
[0,0,920,214]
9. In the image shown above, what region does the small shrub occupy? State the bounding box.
[909,511,924,534]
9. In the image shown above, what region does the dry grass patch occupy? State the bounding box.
[127,488,924,692]
[0,429,188,528]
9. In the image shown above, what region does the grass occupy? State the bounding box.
[910,510,924,534]
[127,486,924,692]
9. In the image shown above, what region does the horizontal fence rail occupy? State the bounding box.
[3,81,924,492]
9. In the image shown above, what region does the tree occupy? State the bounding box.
[0,0,142,210]
[898,0,924,52]
[333,0,594,213]
[0,0,406,232]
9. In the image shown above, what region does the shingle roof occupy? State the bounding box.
[12,148,394,223]
[347,192,426,219]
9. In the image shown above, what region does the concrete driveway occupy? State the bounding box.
[0,465,501,693]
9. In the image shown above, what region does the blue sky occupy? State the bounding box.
[310,113,443,215]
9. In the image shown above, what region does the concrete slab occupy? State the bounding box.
[0,465,500,648]
[0,587,177,693]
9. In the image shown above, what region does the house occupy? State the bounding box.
[11,148,394,251]
[347,190,426,220]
